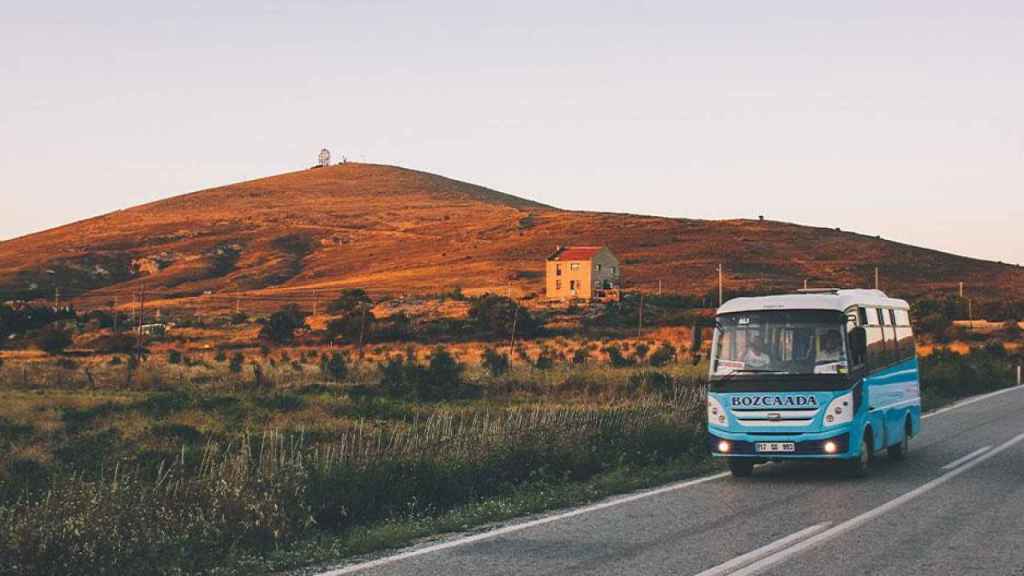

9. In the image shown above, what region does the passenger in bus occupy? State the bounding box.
[743,340,771,369]
[816,330,843,364]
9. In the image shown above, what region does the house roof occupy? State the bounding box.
[547,246,605,261]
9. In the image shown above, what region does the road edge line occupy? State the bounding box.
[922,384,1023,420]
[318,471,731,575]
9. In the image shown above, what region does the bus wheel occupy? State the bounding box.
[888,418,911,461]
[846,437,872,478]
[728,459,754,477]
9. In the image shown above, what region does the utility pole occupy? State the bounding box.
[508,305,519,369]
[959,281,964,298]
[658,280,662,296]
[136,285,145,361]
[54,287,60,309]
[804,278,809,290]
[718,263,724,307]
[638,292,644,338]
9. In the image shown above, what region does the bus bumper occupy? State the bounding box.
[708,429,854,459]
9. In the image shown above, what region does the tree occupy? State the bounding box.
[468,295,540,339]
[258,304,308,344]
[326,289,372,315]
[37,324,72,354]
[326,310,376,345]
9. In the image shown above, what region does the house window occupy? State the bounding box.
[570,280,577,291]
[555,280,562,290]
[556,264,562,276]
[570,263,580,272]
[610,267,617,275]
[594,281,601,288]
[595,264,602,272]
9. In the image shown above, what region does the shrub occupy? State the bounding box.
[648,341,677,367]
[37,324,72,354]
[320,352,348,382]
[229,353,244,373]
[572,347,590,366]
[326,289,372,315]
[481,347,509,377]
[214,349,227,362]
[604,344,635,368]
[258,304,308,344]
[535,348,555,370]
[634,342,650,361]
[326,311,376,345]
[468,295,540,339]
[628,370,674,397]
[167,349,182,364]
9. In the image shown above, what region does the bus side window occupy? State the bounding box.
[895,309,914,360]
[864,308,886,371]
[881,308,898,363]
[846,311,865,368]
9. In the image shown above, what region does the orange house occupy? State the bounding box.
[545,246,620,301]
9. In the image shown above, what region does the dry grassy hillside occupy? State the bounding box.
[1,162,1021,312]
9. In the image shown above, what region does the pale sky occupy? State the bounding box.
[2,1,1022,264]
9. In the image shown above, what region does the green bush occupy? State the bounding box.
[603,344,635,368]
[320,352,348,382]
[648,341,677,367]
[229,353,244,373]
[572,347,590,366]
[258,304,307,344]
[481,347,509,377]
[167,349,182,364]
[36,324,72,355]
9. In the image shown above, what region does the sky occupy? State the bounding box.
[2,1,1022,264]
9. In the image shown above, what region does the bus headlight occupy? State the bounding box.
[823,392,854,427]
[823,441,838,454]
[707,396,728,427]
[717,440,731,453]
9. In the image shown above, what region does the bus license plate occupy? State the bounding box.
[756,442,795,453]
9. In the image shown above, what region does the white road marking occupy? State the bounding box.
[319,472,730,575]
[722,431,1024,576]
[922,384,1023,420]
[691,522,832,576]
[316,384,1024,575]
[941,445,992,470]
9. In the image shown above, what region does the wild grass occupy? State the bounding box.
[0,350,711,576]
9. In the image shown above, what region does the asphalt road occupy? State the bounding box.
[320,386,1024,576]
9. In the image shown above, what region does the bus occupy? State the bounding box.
[698,289,920,477]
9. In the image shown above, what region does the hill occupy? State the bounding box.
[1,162,1022,313]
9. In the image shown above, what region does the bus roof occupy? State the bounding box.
[717,289,909,315]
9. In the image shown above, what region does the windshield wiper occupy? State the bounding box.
[712,368,787,385]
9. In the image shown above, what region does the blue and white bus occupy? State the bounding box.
[700,289,921,477]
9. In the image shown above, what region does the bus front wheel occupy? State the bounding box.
[846,437,872,478]
[728,459,754,477]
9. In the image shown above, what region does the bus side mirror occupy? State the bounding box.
[849,326,867,359]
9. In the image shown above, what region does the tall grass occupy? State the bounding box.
[0,384,708,576]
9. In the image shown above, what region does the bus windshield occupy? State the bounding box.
[712,310,849,376]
